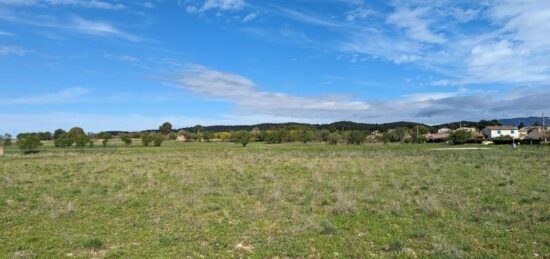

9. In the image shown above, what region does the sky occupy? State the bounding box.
[0,0,549,133]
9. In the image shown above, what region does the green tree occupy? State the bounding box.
[98,132,112,147]
[121,135,132,146]
[203,131,214,142]
[53,129,66,140]
[319,129,330,144]
[449,129,473,145]
[327,132,341,145]
[142,134,154,146]
[159,122,173,135]
[74,134,90,148]
[518,122,525,129]
[297,129,314,144]
[346,130,366,145]
[54,133,74,147]
[231,130,251,147]
[68,127,85,139]
[411,126,430,144]
[17,134,42,154]
[153,134,164,146]
[2,133,12,146]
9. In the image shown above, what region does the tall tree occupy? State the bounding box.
[53,129,66,140]
[159,122,173,135]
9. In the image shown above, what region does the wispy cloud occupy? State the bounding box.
[177,65,370,119]
[276,6,345,28]
[0,45,26,56]
[71,16,142,41]
[176,65,550,124]
[0,12,144,42]
[0,0,125,9]
[386,7,446,44]
[0,87,90,105]
[186,0,245,13]
[0,0,125,10]
[0,30,14,36]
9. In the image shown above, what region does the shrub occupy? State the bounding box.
[142,134,154,146]
[54,133,74,147]
[16,134,43,154]
[231,130,251,147]
[450,130,473,144]
[74,134,90,148]
[121,135,132,146]
[82,238,103,249]
[327,132,341,145]
[153,134,164,146]
[297,129,314,144]
[346,130,366,145]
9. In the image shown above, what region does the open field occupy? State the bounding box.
[1,142,549,257]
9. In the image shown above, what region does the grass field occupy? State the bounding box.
[1,142,549,258]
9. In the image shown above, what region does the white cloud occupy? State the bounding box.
[201,0,244,11]
[277,6,345,28]
[0,0,125,10]
[0,30,14,36]
[71,16,142,42]
[174,65,550,124]
[0,87,90,104]
[345,7,377,21]
[386,7,446,44]
[177,65,371,119]
[241,12,256,23]
[0,45,25,55]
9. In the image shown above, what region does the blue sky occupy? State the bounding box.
[1,0,549,133]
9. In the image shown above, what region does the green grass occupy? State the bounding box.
[1,142,549,257]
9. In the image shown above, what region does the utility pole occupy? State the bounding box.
[544,112,547,143]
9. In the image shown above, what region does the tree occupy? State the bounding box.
[533,121,542,127]
[153,134,164,146]
[231,130,251,147]
[319,129,331,144]
[327,132,341,145]
[17,134,42,154]
[203,131,214,142]
[411,126,430,144]
[394,127,409,143]
[194,125,204,135]
[518,122,525,129]
[121,135,132,146]
[346,130,366,145]
[142,134,154,146]
[3,133,12,146]
[54,133,74,147]
[68,127,85,139]
[98,132,112,147]
[53,129,66,140]
[297,129,314,144]
[449,129,473,145]
[159,122,173,135]
[74,134,90,148]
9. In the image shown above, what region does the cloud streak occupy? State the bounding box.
[176,66,550,124]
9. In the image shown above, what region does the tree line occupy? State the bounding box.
[3,119,505,154]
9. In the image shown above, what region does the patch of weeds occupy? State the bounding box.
[319,221,336,235]
[159,234,180,246]
[82,237,103,249]
[386,240,404,252]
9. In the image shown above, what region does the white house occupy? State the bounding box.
[437,127,451,133]
[482,126,519,139]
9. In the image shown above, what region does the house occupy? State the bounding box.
[176,135,187,142]
[457,127,478,133]
[482,126,519,139]
[437,128,451,133]
[426,132,449,142]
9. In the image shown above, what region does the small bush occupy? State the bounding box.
[16,134,43,154]
[82,237,103,249]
